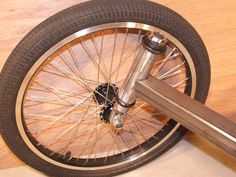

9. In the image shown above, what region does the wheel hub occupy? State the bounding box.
[100,104,113,123]
[93,83,118,124]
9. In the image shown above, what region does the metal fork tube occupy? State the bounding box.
[109,32,167,128]
[117,48,157,105]
[135,76,236,156]
[109,47,159,128]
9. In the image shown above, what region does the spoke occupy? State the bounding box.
[133,117,163,130]
[58,54,78,77]
[126,120,141,147]
[128,101,156,116]
[91,33,109,84]
[94,109,99,160]
[104,129,123,162]
[111,43,142,79]
[129,107,148,117]
[49,110,99,155]
[28,88,91,108]
[25,113,58,119]
[74,125,110,158]
[93,33,101,85]
[50,61,99,86]
[49,61,89,90]
[59,127,79,158]
[93,89,114,104]
[45,123,103,147]
[83,127,102,164]
[109,29,117,81]
[85,108,101,161]
[27,119,86,133]
[129,103,146,116]
[51,104,100,144]
[151,112,165,116]
[154,47,177,75]
[104,29,118,105]
[67,48,94,92]
[134,115,165,126]
[118,131,130,150]
[25,116,80,125]
[47,61,93,94]
[34,93,93,137]
[42,69,78,81]
[33,79,77,105]
[104,128,118,163]
[158,61,186,80]
[25,98,71,108]
[50,58,71,72]
[115,28,128,82]
[29,87,90,101]
[160,69,185,80]
[154,53,180,66]
[171,77,189,88]
[25,102,98,121]
[132,29,142,62]
[130,117,147,141]
[26,118,49,125]
[122,128,149,140]
[134,117,158,130]
[109,129,124,157]
[42,69,99,86]
[78,126,106,158]
[63,124,95,161]
[115,77,126,85]
[25,99,72,108]
[79,37,109,81]
[100,31,104,55]
[56,124,81,157]
[68,48,82,76]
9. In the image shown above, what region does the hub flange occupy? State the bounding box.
[93,83,118,124]
[93,83,118,105]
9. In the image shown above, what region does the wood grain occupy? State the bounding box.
[0,0,236,170]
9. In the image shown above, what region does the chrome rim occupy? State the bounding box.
[16,22,196,170]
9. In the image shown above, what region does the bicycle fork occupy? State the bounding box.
[109,32,167,128]
[109,32,236,156]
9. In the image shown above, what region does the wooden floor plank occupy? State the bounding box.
[0,0,235,171]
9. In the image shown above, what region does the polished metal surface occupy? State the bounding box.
[15,22,197,170]
[110,32,167,128]
[135,76,236,156]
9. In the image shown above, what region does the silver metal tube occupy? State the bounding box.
[109,32,167,128]
[117,48,157,104]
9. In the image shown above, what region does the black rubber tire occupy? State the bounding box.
[0,0,210,176]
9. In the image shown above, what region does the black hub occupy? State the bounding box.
[93,83,118,124]
[100,104,113,124]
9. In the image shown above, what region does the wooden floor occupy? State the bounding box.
[0,0,236,175]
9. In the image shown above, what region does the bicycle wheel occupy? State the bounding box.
[0,0,210,176]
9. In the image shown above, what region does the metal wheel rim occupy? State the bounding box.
[15,22,197,170]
